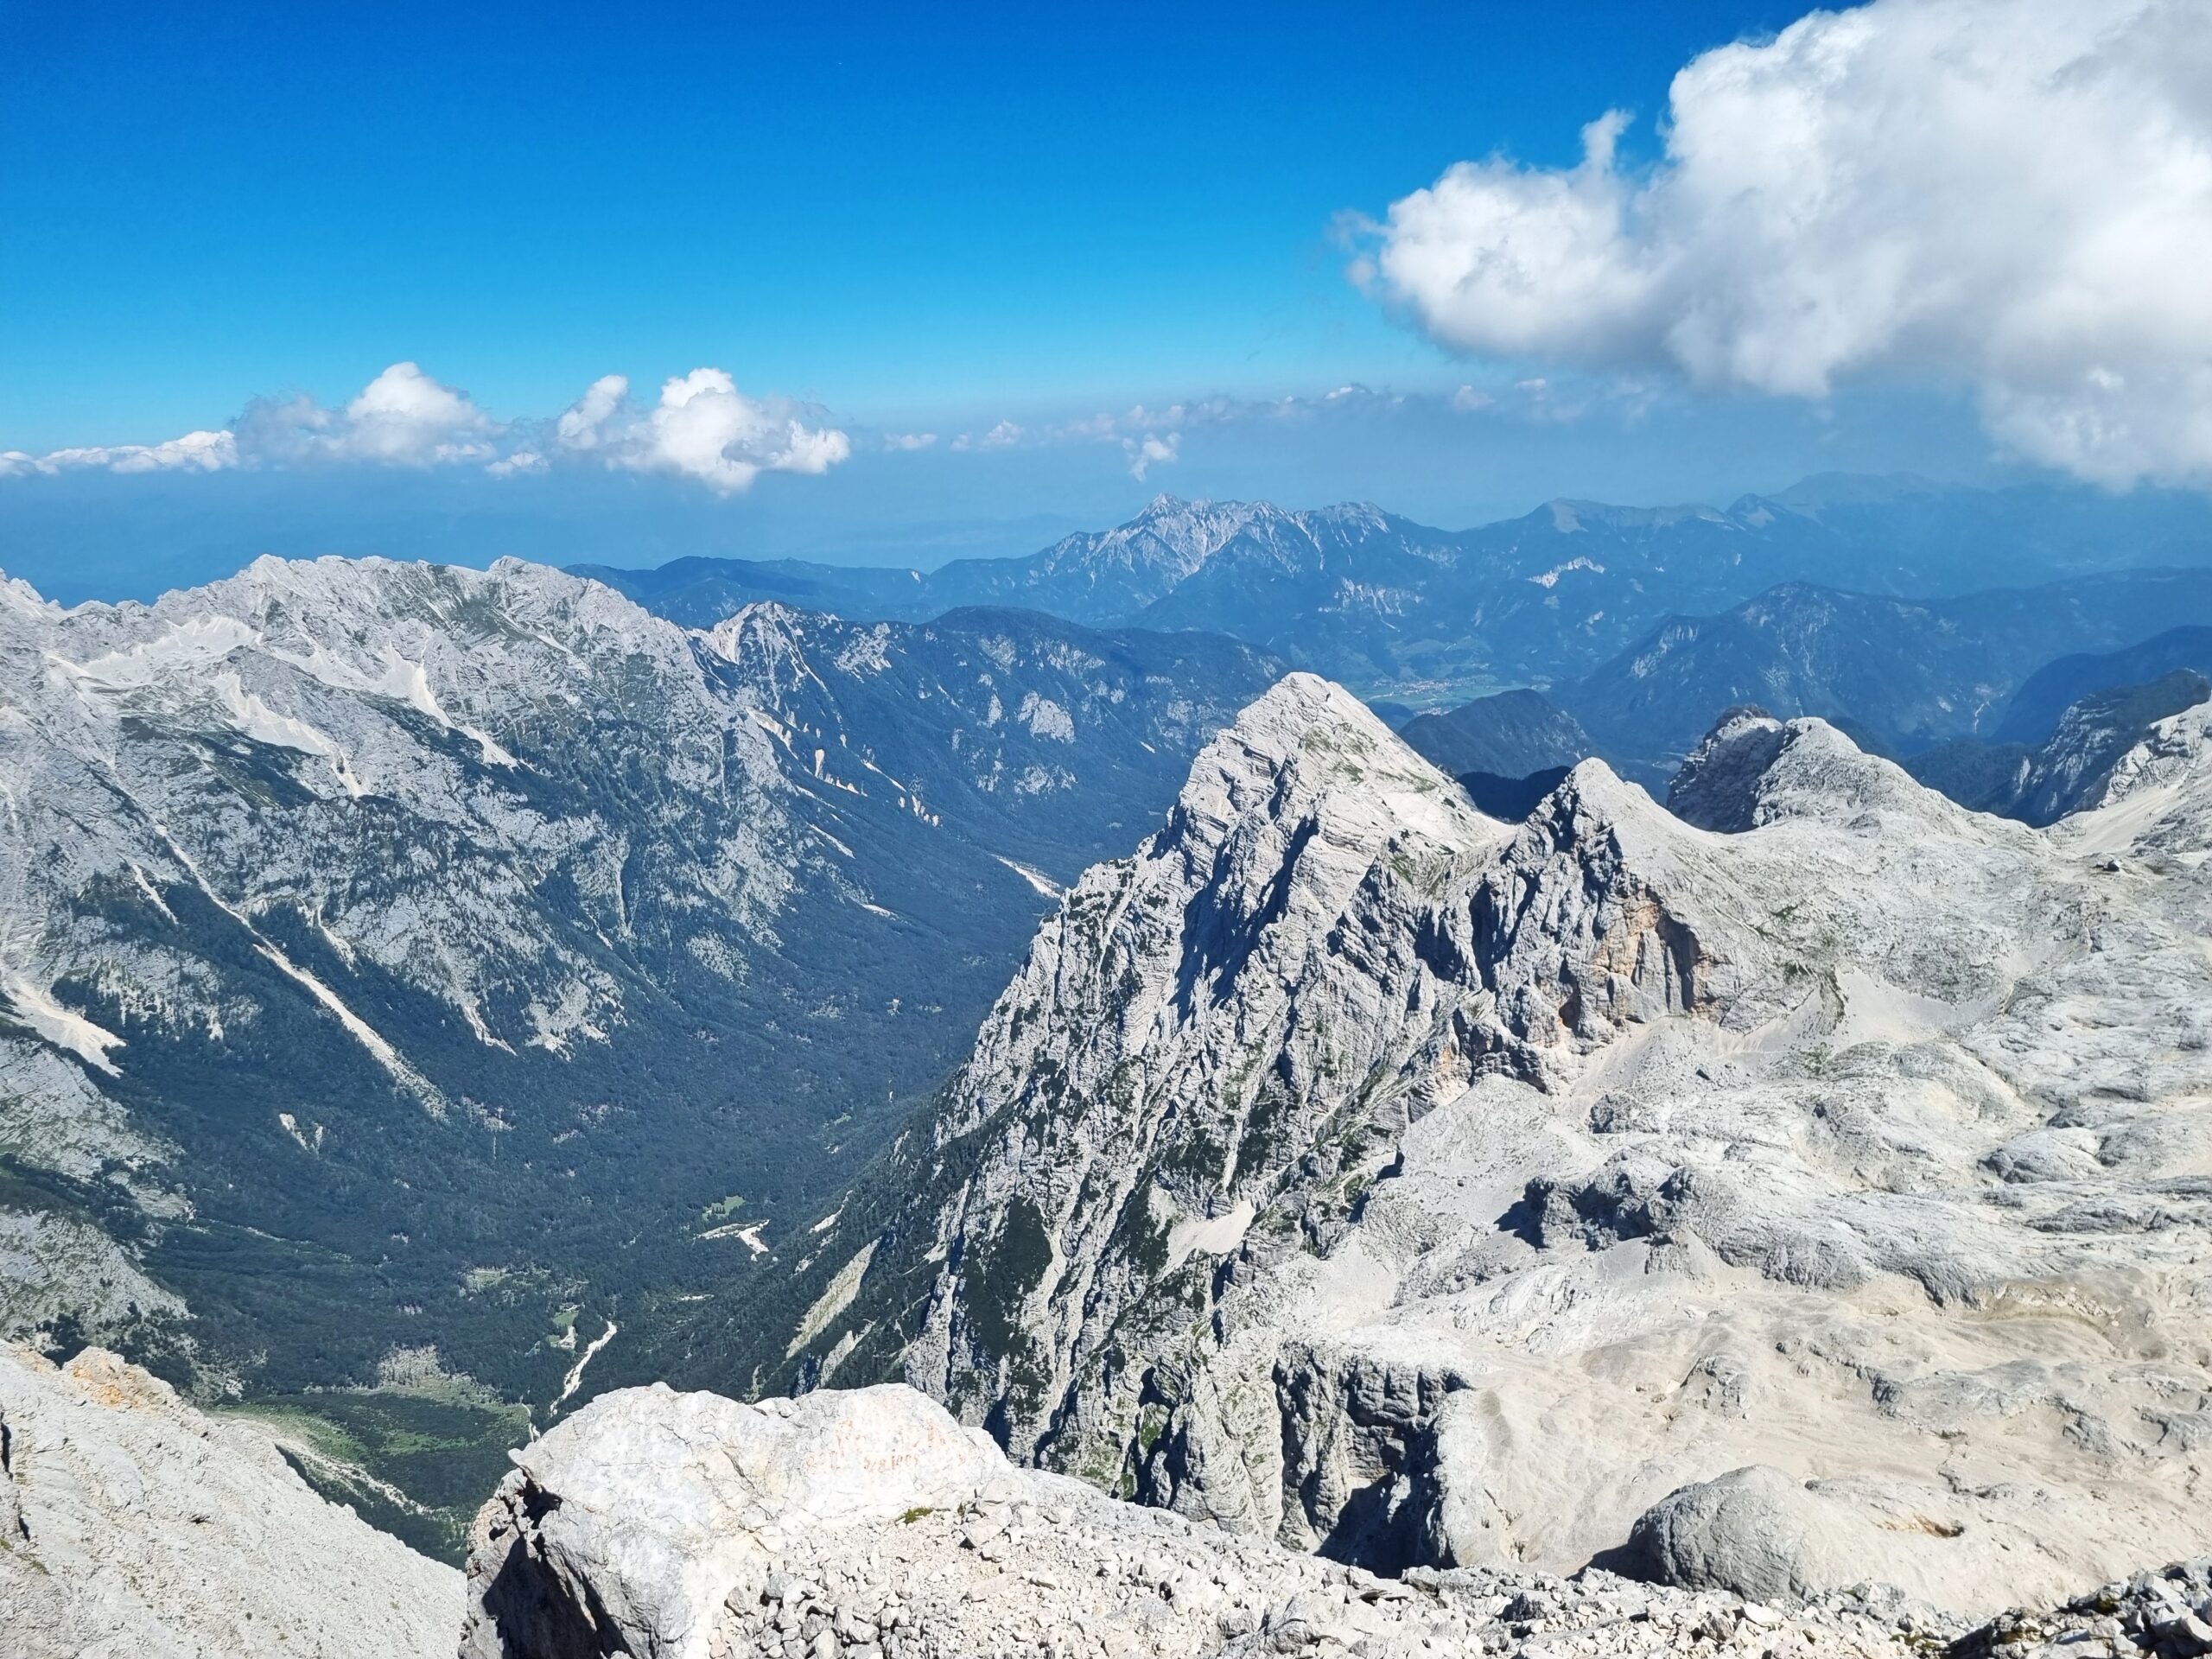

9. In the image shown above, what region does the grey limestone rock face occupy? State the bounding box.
[1664,706,1790,830]
[0,555,1276,1397]
[779,674,2212,1617]
[0,1343,461,1658]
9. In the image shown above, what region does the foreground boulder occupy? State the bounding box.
[0,1343,461,1658]
[460,1382,1005,1659]
[1624,1466,1986,1608]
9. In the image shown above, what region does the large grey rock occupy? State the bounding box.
[459,1382,1007,1659]
[0,1343,461,1658]
[1624,1465,2151,1612]
[1627,1466,1882,1605]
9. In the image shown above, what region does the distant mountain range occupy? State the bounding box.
[1993,626,2212,744]
[1558,569,2212,769]
[1395,688,1592,778]
[1904,670,2212,826]
[579,475,2212,703]
[1379,575,2212,807]
[0,556,1279,1552]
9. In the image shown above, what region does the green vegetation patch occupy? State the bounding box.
[963,1197,1054,1356]
[226,1388,531,1563]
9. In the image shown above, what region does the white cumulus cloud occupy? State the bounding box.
[553,374,630,453]
[1356,0,2212,486]
[336,361,497,463]
[550,368,851,494]
[1124,432,1179,480]
[228,362,496,467]
[0,428,240,477]
[635,369,850,493]
[4,362,851,494]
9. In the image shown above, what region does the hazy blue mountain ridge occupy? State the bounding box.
[1907,670,2212,825]
[1395,688,1592,778]
[1560,569,2212,768]
[580,476,2212,703]
[1994,626,2212,743]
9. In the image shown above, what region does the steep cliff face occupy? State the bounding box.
[775,680,2212,1615]
[0,1343,461,1658]
[894,678,1505,1513]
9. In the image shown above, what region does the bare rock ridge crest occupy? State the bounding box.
[757,672,2212,1615]
[460,1375,2212,1659]
[8,1338,2207,1659]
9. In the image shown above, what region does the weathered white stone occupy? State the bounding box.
[459,1382,1004,1659]
[0,1343,461,1658]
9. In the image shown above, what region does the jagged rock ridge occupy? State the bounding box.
[764,677,2212,1616]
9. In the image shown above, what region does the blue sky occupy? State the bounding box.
[3,0,2206,598]
[3,0,1802,443]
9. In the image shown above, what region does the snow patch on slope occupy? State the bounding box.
[2,976,125,1074]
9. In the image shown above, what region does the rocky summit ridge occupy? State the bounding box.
[458,1375,2212,1659]
[8,1340,2209,1659]
[757,676,2212,1617]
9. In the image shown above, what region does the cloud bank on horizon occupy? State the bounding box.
[0,363,853,496]
[0,366,1486,495]
[1353,0,2212,487]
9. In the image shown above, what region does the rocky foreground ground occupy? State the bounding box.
[0,1343,461,1658]
[3,1344,2203,1659]
[460,1377,2212,1659]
